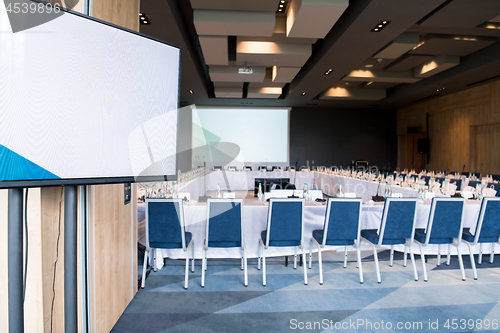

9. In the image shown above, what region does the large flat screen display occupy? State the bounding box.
[192,107,289,167]
[0,3,180,188]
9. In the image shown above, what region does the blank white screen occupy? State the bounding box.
[0,5,179,184]
[192,107,289,164]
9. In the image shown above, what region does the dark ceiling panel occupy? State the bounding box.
[409,35,496,57]
[419,0,500,28]
[385,54,433,72]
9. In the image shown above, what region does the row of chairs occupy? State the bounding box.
[141,196,500,289]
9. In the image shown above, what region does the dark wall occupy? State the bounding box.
[290,107,397,171]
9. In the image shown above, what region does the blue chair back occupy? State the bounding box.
[468,180,481,188]
[426,198,465,245]
[379,198,417,245]
[492,174,500,182]
[206,199,243,248]
[450,178,462,191]
[147,199,185,249]
[487,183,500,197]
[323,198,362,246]
[473,198,500,243]
[265,199,304,247]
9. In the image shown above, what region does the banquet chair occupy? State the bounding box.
[202,199,247,287]
[361,198,419,283]
[258,198,307,286]
[142,199,194,289]
[450,179,462,191]
[461,197,500,278]
[487,183,500,197]
[413,198,466,281]
[308,198,363,285]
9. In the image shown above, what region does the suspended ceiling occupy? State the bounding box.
[139,0,500,109]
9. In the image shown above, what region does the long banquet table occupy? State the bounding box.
[149,171,485,269]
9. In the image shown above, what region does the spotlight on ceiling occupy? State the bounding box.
[301,92,307,96]
[371,20,390,32]
[324,68,333,75]
[140,12,151,25]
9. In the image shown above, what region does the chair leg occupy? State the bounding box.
[490,243,495,264]
[257,242,262,270]
[302,246,308,285]
[201,248,207,288]
[357,246,364,284]
[419,243,428,282]
[446,244,451,266]
[317,244,323,285]
[467,242,478,280]
[191,245,195,273]
[141,249,149,288]
[294,246,297,269]
[243,246,248,287]
[372,245,381,283]
[344,246,348,268]
[262,248,267,286]
[403,245,408,267]
[153,249,157,272]
[308,239,313,269]
[184,251,189,290]
[478,243,483,264]
[409,245,418,281]
[457,245,466,281]
[437,244,441,266]
[389,245,394,267]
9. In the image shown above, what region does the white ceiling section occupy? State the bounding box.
[199,36,228,65]
[214,87,243,98]
[320,87,386,101]
[236,40,311,67]
[414,56,460,78]
[374,33,419,59]
[273,66,302,82]
[343,70,422,83]
[209,66,267,82]
[247,87,283,99]
[193,10,276,37]
[286,0,349,38]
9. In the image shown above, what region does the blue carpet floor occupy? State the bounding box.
[112,251,500,332]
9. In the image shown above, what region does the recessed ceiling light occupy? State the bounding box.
[324,68,333,75]
[366,81,373,86]
[139,13,142,16]
[281,0,285,3]
[140,17,145,20]
[436,87,446,92]
[377,58,383,62]
[189,90,193,94]
[365,64,374,68]
[372,20,390,32]
[144,21,148,24]
[280,4,283,7]
[301,92,307,96]
[345,82,349,85]
[278,9,282,11]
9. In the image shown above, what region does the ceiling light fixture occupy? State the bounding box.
[365,64,373,68]
[366,81,373,86]
[324,68,333,75]
[140,13,151,25]
[301,92,307,96]
[371,20,390,32]
[276,0,287,13]
[189,90,193,94]
[479,22,500,30]
[436,87,446,92]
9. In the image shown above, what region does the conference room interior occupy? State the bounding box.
[2,0,500,332]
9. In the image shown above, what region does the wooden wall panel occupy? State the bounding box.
[397,79,500,174]
[41,187,66,333]
[92,0,140,31]
[89,184,136,333]
[474,123,500,175]
[0,190,8,333]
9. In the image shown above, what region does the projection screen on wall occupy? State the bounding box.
[0,3,180,188]
[191,106,290,167]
